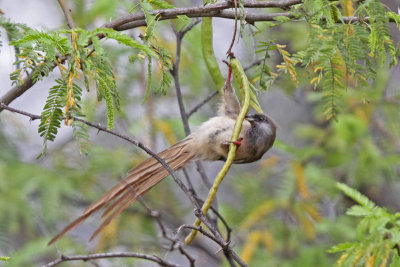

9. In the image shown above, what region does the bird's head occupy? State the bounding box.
[245,113,278,131]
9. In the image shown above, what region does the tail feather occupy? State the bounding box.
[48,138,195,245]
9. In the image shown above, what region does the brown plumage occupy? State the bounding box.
[48,139,196,244]
[48,75,277,245]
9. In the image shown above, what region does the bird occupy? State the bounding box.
[48,66,277,245]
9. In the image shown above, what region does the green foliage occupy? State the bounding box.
[271,0,397,120]
[0,256,10,262]
[2,0,400,266]
[154,46,173,94]
[9,30,70,85]
[139,0,173,97]
[140,0,159,41]
[255,41,278,90]
[303,0,341,25]
[329,183,400,266]
[72,120,90,156]
[363,0,396,65]
[38,79,67,157]
[7,25,164,155]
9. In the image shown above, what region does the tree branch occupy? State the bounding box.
[104,0,301,30]
[137,198,196,267]
[43,252,181,267]
[0,73,35,111]
[115,11,294,31]
[187,90,219,118]
[57,0,76,29]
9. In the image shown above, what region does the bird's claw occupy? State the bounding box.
[233,137,243,147]
[222,60,233,83]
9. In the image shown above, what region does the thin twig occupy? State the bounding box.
[116,11,294,31]
[57,0,76,29]
[193,195,233,242]
[187,90,219,118]
[105,0,302,30]
[136,198,196,266]
[176,225,222,247]
[170,39,190,135]
[183,210,248,267]
[0,73,35,111]
[42,252,181,267]
[226,0,239,56]
[244,58,263,72]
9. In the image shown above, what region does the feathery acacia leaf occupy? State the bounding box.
[38,79,67,157]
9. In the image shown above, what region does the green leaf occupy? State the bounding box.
[38,79,67,156]
[91,28,157,57]
[327,242,355,253]
[336,183,376,210]
[346,205,373,217]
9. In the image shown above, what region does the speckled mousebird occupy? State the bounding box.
[48,65,277,245]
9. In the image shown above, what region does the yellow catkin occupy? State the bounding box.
[261,230,275,252]
[340,0,354,16]
[351,249,365,267]
[379,245,390,267]
[337,253,349,267]
[276,44,299,87]
[365,253,376,267]
[302,204,322,222]
[154,120,178,145]
[241,231,262,263]
[240,200,276,230]
[293,162,311,200]
[96,218,119,252]
[260,156,279,168]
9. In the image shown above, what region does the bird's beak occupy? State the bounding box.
[245,115,255,123]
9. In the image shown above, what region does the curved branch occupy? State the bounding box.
[57,0,76,29]
[104,0,301,29]
[0,72,35,111]
[43,252,180,267]
[115,11,294,31]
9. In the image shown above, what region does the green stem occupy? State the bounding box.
[184,58,251,245]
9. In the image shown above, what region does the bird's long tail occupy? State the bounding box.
[48,137,195,245]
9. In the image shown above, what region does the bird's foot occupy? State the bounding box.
[233,137,243,147]
[222,60,233,83]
